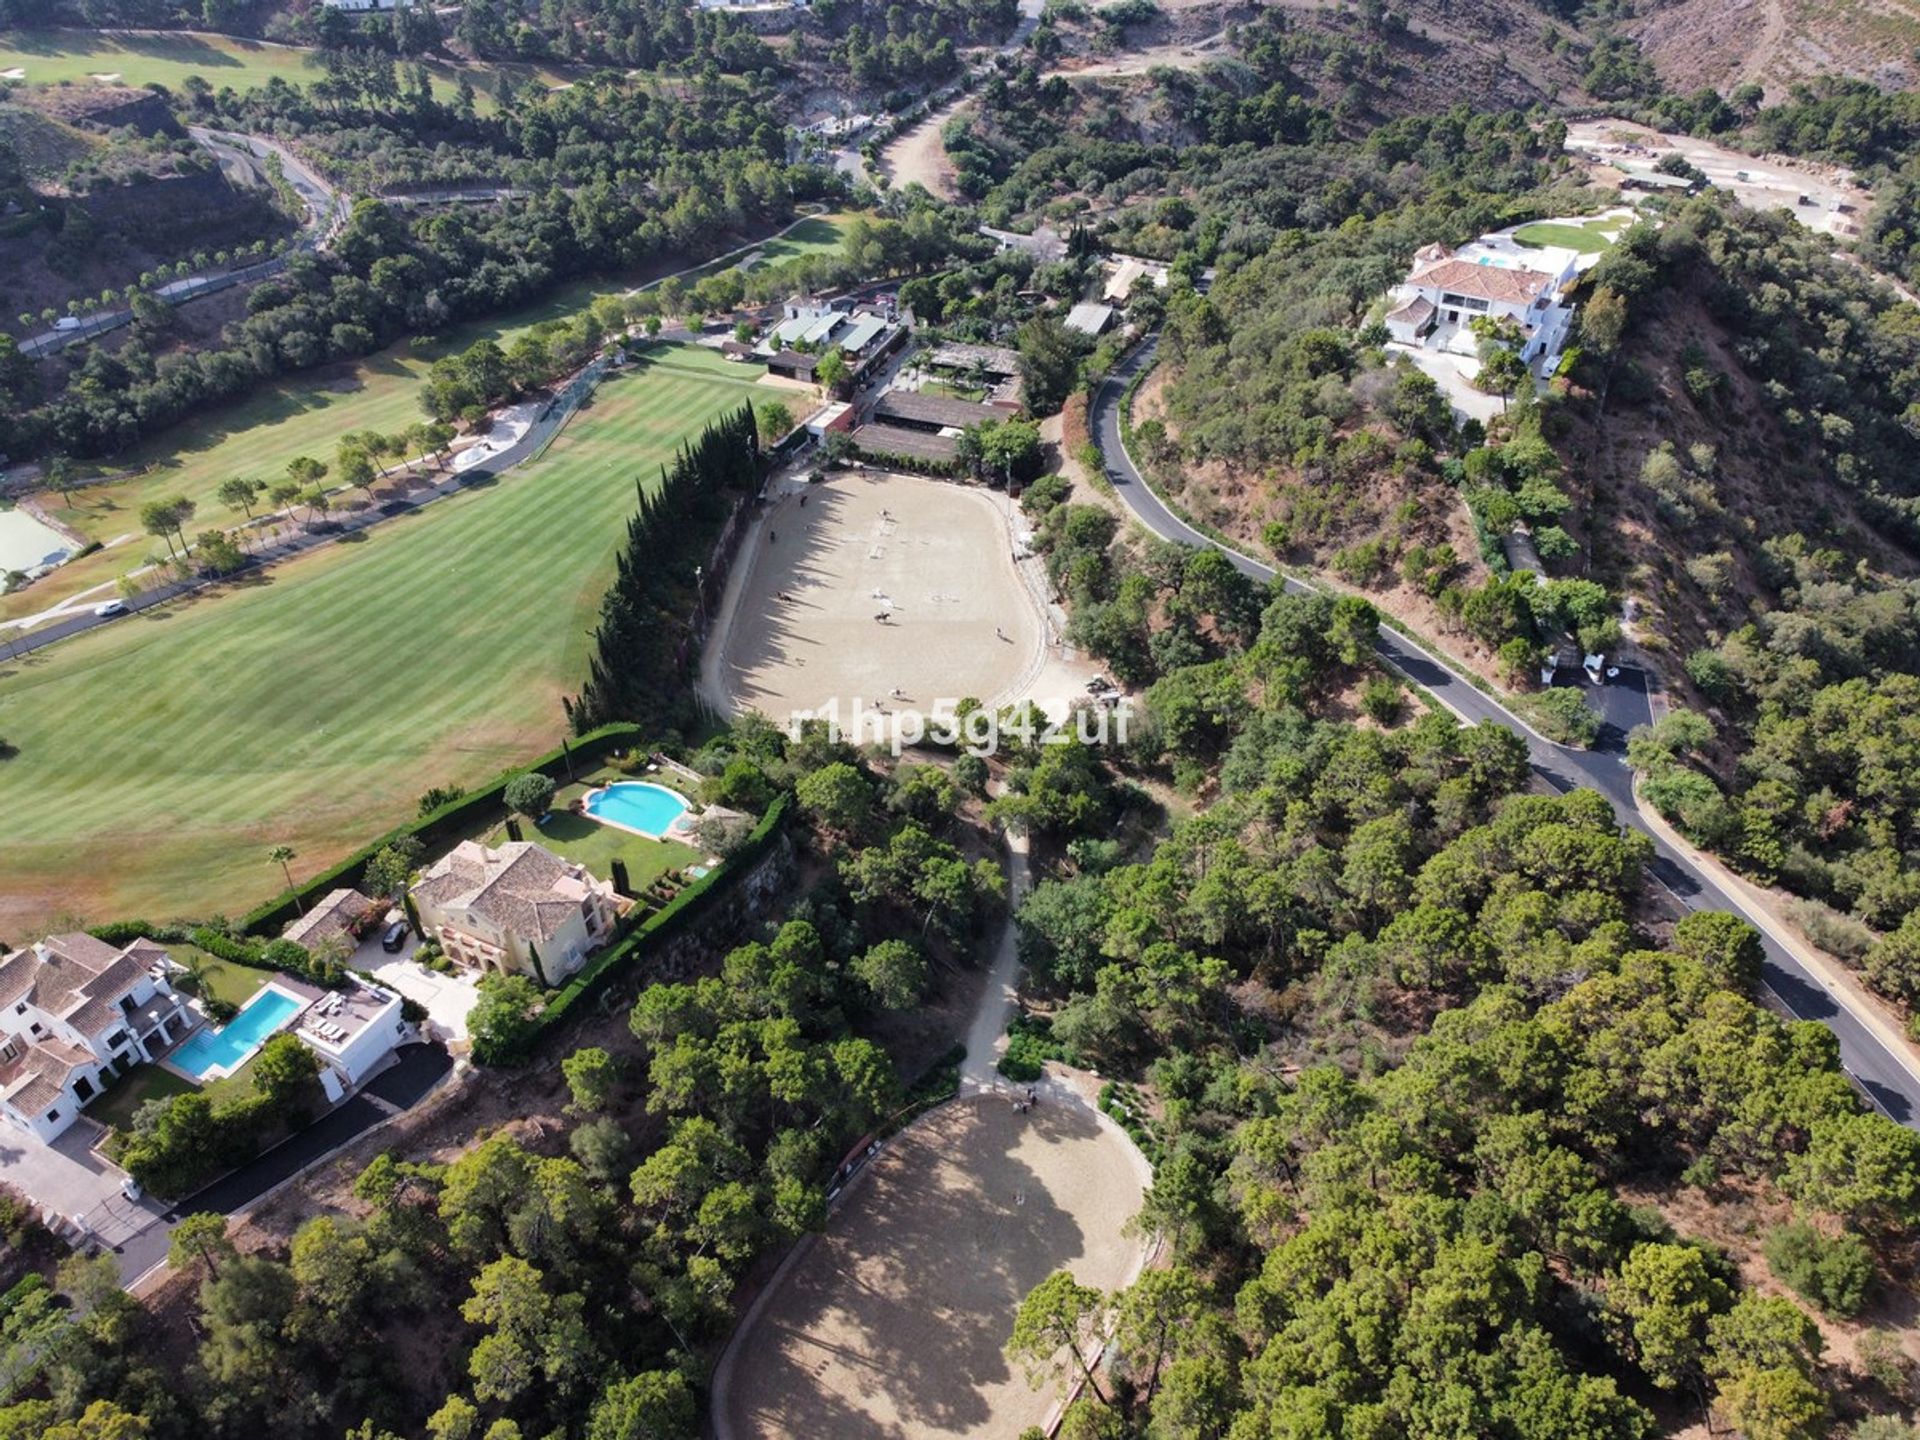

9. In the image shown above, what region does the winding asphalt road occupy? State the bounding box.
[1092,337,1920,1127]
[112,1041,454,1286]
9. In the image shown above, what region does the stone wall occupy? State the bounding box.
[647,831,797,983]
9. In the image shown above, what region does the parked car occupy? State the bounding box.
[381,920,410,953]
[52,317,82,332]
[92,599,127,618]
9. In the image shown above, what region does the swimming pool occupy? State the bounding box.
[170,986,306,1081]
[582,781,692,838]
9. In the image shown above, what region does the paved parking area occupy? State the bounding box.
[347,927,477,1040]
[0,1118,164,1247]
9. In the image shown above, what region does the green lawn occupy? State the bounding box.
[9,211,861,624]
[481,792,703,899]
[193,954,270,1010]
[0,29,561,108]
[0,345,768,935]
[450,765,710,898]
[90,1063,196,1132]
[691,210,856,278]
[1512,219,1618,254]
[11,294,727,622]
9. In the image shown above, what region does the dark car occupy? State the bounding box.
[381,920,410,953]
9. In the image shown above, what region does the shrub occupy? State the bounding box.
[504,771,557,819]
[1763,1221,1875,1317]
[1522,687,1601,747]
[1786,899,1877,963]
[998,1013,1065,1082]
[1359,675,1404,725]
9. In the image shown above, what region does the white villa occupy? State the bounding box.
[291,982,409,1102]
[0,935,193,1141]
[410,840,629,984]
[1384,237,1582,369]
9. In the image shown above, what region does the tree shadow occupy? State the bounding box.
[726,1094,1136,1438]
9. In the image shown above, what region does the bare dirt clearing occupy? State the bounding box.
[706,471,1044,728]
[718,1092,1148,1440]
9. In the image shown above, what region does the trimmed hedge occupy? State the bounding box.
[485,791,791,1064]
[239,723,647,935]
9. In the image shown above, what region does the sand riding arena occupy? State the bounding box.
[716,1090,1150,1439]
[703,470,1047,729]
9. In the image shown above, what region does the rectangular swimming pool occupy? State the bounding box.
[169,986,306,1081]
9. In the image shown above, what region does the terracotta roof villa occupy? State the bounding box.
[1407,257,1555,306]
[410,840,629,984]
[1384,231,1587,369]
[0,933,194,1140]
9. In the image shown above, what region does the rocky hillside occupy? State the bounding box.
[1632,0,1920,99]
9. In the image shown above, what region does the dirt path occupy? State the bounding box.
[876,21,1225,197]
[1734,0,1788,92]
[879,101,964,199]
[712,829,1152,1440]
[961,813,1029,1093]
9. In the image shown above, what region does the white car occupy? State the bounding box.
[92,599,127,618]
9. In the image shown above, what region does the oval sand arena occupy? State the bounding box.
[718,1093,1149,1439]
[708,471,1044,727]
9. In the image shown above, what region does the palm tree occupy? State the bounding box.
[173,949,213,997]
[268,845,303,914]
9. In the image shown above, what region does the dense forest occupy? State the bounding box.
[999,477,1920,1438]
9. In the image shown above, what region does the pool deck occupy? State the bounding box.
[160,976,317,1084]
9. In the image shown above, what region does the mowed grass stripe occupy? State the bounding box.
[0,29,561,107]
[0,364,751,932]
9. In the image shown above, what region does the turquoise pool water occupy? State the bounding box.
[171,987,305,1079]
[584,781,691,838]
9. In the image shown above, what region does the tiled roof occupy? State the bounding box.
[284,888,375,950]
[927,341,1021,376]
[852,423,962,463]
[1409,258,1554,305]
[873,390,1007,431]
[0,1036,96,1115]
[767,348,818,373]
[1387,296,1436,325]
[414,841,600,944]
[0,934,152,1039]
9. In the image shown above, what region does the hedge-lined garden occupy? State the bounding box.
[240,723,647,934]
[471,792,791,1064]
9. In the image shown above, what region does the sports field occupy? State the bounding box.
[0,29,555,107]
[8,210,860,625]
[0,346,767,934]
[719,1093,1148,1439]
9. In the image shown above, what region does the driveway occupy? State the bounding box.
[347,927,477,1041]
[1553,661,1655,752]
[1385,343,1508,424]
[114,1042,456,1286]
[0,1120,162,1248]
